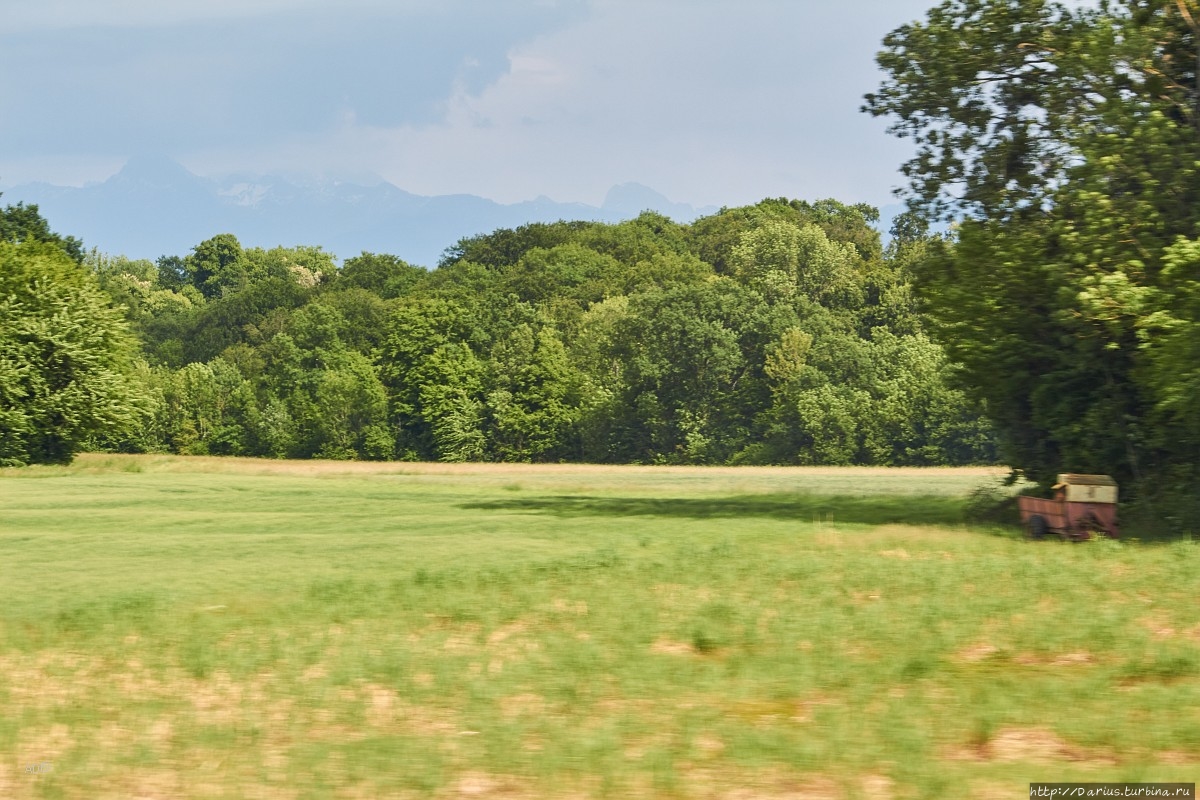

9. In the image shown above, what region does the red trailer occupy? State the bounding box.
[1017,474,1119,540]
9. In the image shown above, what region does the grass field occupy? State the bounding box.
[1,454,1197,799]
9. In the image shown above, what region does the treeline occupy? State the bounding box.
[75,199,994,465]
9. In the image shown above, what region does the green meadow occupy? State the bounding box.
[0,455,1197,799]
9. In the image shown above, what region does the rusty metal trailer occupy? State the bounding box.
[1017,473,1119,540]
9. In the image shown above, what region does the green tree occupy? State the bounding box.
[602,280,781,463]
[0,241,145,464]
[113,199,991,469]
[502,243,622,305]
[297,350,391,460]
[186,233,244,298]
[420,344,487,462]
[183,267,311,363]
[441,220,594,269]
[730,220,865,308]
[87,251,195,329]
[310,288,393,354]
[337,252,424,299]
[157,358,254,455]
[379,298,487,460]
[0,200,84,262]
[486,323,581,461]
[155,255,189,292]
[687,199,881,274]
[865,0,1200,503]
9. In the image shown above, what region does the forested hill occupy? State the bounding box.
[58,197,991,466]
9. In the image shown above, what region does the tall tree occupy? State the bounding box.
[186,233,244,298]
[865,0,1200,505]
[0,241,145,465]
[486,323,581,461]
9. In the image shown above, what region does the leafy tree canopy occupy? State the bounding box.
[866,0,1200,521]
[0,240,145,465]
[60,198,996,470]
[0,199,85,263]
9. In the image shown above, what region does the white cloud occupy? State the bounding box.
[9,0,934,211]
[190,0,925,208]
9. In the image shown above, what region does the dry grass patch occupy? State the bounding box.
[498,693,546,719]
[1137,612,1200,642]
[968,782,1018,800]
[1156,750,1200,765]
[15,723,73,769]
[650,638,697,656]
[812,524,966,550]
[715,770,843,800]
[879,548,912,559]
[189,669,272,726]
[945,726,1116,765]
[718,695,838,725]
[956,643,1001,663]
[1012,651,1095,667]
[55,453,1006,497]
[860,774,895,800]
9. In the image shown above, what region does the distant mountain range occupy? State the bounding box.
[0,156,724,267]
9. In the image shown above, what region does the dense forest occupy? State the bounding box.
[0,197,995,467]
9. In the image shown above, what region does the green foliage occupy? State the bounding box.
[309,288,393,354]
[730,221,865,308]
[597,280,787,464]
[755,325,992,466]
[88,251,196,327]
[487,324,582,461]
[184,276,309,363]
[419,343,488,462]
[155,358,254,455]
[379,298,487,460]
[78,197,995,467]
[336,252,424,299]
[301,350,392,460]
[1148,238,1200,440]
[0,199,85,262]
[0,241,146,465]
[502,243,622,304]
[187,233,244,298]
[864,0,1091,221]
[441,220,594,268]
[688,198,882,274]
[866,0,1200,518]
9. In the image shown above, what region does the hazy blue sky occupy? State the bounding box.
[1,0,937,209]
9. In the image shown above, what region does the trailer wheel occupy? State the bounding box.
[1028,515,1049,540]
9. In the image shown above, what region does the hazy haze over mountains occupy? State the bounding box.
[1,156,722,267]
[1,0,934,256]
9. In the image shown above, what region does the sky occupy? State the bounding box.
[0,0,938,210]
